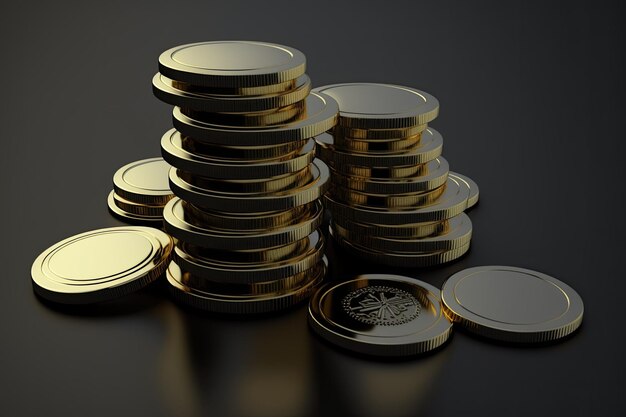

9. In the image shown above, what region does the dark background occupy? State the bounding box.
[2,1,624,416]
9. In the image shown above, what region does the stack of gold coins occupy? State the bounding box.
[152,41,339,313]
[313,83,479,267]
[107,157,174,225]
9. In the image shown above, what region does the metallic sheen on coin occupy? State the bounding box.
[441,266,584,343]
[308,274,453,356]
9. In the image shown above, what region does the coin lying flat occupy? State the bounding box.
[182,200,318,231]
[333,213,472,252]
[163,196,323,250]
[441,266,584,343]
[158,41,306,87]
[450,172,479,209]
[152,73,311,112]
[112,157,174,205]
[180,102,305,127]
[111,192,165,217]
[107,191,164,226]
[166,256,326,314]
[316,128,443,168]
[162,129,315,179]
[331,157,449,194]
[331,182,446,209]
[169,159,330,212]
[172,92,338,145]
[332,228,471,268]
[333,124,428,140]
[333,134,422,153]
[325,174,470,224]
[337,164,426,179]
[179,134,306,161]
[313,83,439,129]
[308,274,452,356]
[31,227,173,304]
[174,229,325,283]
[171,78,296,96]
[331,216,449,238]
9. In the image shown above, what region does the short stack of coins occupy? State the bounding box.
[152,41,339,313]
[313,83,479,267]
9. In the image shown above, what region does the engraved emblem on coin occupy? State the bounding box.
[342,286,421,326]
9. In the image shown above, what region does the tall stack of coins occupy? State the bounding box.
[313,83,479,267]
[152,41,339,313]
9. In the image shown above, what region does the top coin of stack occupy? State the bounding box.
[313,83,479,267]
[152,41,339,314]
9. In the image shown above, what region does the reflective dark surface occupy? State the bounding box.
[3,1,625,416]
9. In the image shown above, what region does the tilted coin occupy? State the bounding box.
[332,213,472,251]
[169,159,330,212]
[163,196,323,250]
[441,266,584,343]
[107,191,164,226]
[158,41,306,87]
[331,157,449,194]
[179,134,306,160]
[308,274,452,356]
[325,174,470,224]
[173,229,325,283]
[330,182,446,209]
[31,226,173,304]
[161,128,315,179]
[332,228,470,268]
[152,73,311,112]
[316,128,443,168]
[313,83,439,129]
[112,157,174,205]
[172,92,338,145]
[166,256,326,314]
[449,172,479,209]
[182,200,319,231]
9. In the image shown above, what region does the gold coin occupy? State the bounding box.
[177,166,312,195]
[308,274,452,356]
[152,73,311,112]
[337,164,426,179]
[331,157,449,194]
[441,266,583,343]
[173,229,325,283]
[31,226,173,304]
[449,172,479,209]
[330,182,446,209]
[172,92,338,146]
[179,259,325,296]
[333,124,428,140]
[332,227,470,268]
[179,101,305,127]
[325,174,470,224]
[168,159,330,212]
[171,78,296,96]
[166,257,326,314]
[161,128,316,179]
[107,191,164,225]
[158,41,306,87]
[316,128,443,168]
[182,200,319,231]
[162,196,323,250]
[111,192,164,217]
[112,157,174,205]
[332,216,449,238]
[333,133,422,153]
[180,135,306,161]
[313,83,439,129]
[332,213,472,251]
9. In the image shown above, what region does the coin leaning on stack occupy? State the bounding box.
[152,41,339,313]
[312,83,479,267]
